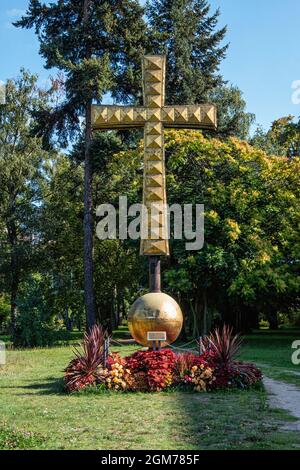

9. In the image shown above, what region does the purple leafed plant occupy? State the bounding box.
[64,325,108,392]
[200,324,243,366]
[199,325,262,388]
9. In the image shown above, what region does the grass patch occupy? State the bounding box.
[239,329,300,385]
[0,423,44,450]
[0,330,300,450]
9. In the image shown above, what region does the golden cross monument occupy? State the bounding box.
[92,55,217,347]
[92,55,217,258]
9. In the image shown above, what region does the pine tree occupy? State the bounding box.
[146,0,228,104]
[15,0,147,330]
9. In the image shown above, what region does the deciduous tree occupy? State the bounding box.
[0,71,52,336]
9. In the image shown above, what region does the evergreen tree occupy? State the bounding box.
[146,0,228,104]
[15,0,147,329]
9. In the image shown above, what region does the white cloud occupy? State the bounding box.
[6,8,26,18]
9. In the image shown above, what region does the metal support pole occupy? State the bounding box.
[104,337,109,367]
[149,255,161,293]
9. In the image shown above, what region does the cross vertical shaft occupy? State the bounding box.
[141,56,169,261]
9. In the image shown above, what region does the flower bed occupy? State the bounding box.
[64,325,262,393]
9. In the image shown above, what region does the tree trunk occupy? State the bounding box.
[268,312,278,330]
[83,0,96,331]
[65,304,72,331]
[8,220,19,337]
[202,290,208,336]
[10,271,19,337]
[77,317,82,332]
[178,296,188,341]
[190,299,200,338]
[110,286,117,331]
[121,298,126,323]
[84,103,96,331]
[115,288,121,327]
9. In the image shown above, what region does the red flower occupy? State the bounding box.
[125,349,176,391]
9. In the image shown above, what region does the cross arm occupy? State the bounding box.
[162,104,217,130]
[91,105,147,130]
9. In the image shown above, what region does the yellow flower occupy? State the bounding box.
[226,218,241,241]
[199,379,206,391]
[258,252,271,264]
[206,210,219,221]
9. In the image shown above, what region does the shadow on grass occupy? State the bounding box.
[1,377,65,396]
[24,377,65,395]
[169,378,282,451]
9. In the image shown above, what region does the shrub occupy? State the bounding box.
[96,352,132,391]
[128,371,148,392]
[190,364,215,392]
[231,361,263,388]
[199,325,262,389]
[285,310,300,328]
[13,307,57,348]
[12,275,61,347]
[259,319,270,329]
[0,295,10,333]
[174,352,199,379]
[173,352,216,391]
[200,325,243,366]
[126,349,177,391]
[64,325,108,392]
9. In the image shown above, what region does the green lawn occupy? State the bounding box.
[0,329,299,450]
[239,329,300,386]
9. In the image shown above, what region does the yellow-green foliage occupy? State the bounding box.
[107,130,300,321]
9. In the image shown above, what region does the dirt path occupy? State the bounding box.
[264,376,300,431]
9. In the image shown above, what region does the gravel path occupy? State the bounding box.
[264,376,300,431]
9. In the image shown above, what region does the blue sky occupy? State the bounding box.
[1,0,300,130]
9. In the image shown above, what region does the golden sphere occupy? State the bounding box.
[128,292,183,347]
